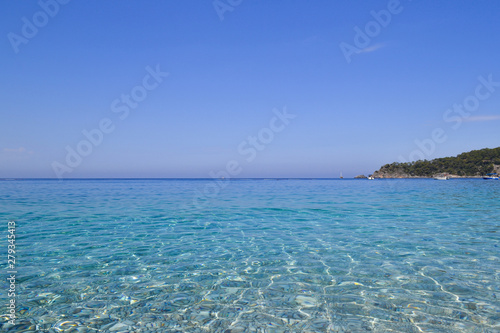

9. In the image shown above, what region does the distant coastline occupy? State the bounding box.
[371,147,500,179]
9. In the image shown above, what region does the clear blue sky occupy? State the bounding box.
[1,0,499,178]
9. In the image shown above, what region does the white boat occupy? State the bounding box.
[368,175,374,180]
[483,173,499,180]
[434,175,450,180]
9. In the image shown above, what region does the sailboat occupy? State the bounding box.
[340,171,343,179]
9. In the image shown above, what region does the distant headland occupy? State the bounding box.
[371,147,500,179]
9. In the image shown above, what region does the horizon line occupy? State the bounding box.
[1,177,352,180]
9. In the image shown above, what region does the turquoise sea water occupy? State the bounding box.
[0,179,499,332]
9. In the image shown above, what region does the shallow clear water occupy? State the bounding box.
[0,179,499,332]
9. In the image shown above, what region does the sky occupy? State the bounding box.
[1,0,500,178]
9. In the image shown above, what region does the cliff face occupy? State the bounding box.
[372,165,427,178]
[372,168,413,179]
[372,147,500,178]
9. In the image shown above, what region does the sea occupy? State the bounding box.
[0,178,499,332]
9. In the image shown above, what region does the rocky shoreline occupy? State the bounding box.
[370,174,485,179]
[355,173,485,179]
[371,169,487,179]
